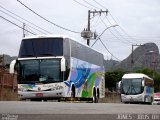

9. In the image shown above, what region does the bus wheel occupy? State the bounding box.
[71,86,75,98]
[96,89,100,103]
[92,88,98,103]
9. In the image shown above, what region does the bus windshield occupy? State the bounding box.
[17,59,63,84]
[121,78,143,95]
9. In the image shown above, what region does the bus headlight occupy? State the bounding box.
[18,88,26,92]
[51,86,63,91]
[51,88,55,91]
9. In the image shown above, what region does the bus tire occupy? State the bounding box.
[92,88,98,103]
[71,85,75,98]
[96,88,100,103]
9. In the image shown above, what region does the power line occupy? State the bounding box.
[72,0,93,10]
[90,15,105,28]
[77,0,132,60]
[0,16,36,35]
[89,0,139,43]
[102,33,160,46]
[92,0,107,9]
[104,15,134,44]
[99,17,130,45]
[77,0,133,45]
[106,35,160,41]
[17,0,80,34]
[91,24,118,47]
[25,24,37,36]
[0,9,46,35]
[98,38,120,61]
[82,0,101,10]
[91,25,108,47]
[108,12,139,43]
[82,10,108,46]
[0,5,51,34]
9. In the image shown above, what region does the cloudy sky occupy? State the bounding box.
[0,0,160,61]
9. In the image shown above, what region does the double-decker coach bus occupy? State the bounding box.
[10,35,105,102]
[120,73,154,104]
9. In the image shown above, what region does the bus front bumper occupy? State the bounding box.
[18,90,64,100]
[121,94,144,103]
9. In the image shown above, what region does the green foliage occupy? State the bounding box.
[135,68,160,92]
[135,68,154,78]
[154,73,160,92]
[105,70,126,91]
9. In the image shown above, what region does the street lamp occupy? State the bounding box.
[97,25,118,39]
[91,24,118,47]
[145,50,159,71]
[145,50,159,55]
[134,50,159,64]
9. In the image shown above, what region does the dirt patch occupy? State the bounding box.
[0,72,18,101]
[99,91,121,103]
[0,87,18,101]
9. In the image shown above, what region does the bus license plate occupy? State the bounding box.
[36,93,43,97]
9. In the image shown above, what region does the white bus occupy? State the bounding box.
[10,35,105,102]
[120,73,154,104]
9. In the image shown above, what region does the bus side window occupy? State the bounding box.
[64,59,70,80]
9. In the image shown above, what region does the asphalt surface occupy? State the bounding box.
[0,101,159,120]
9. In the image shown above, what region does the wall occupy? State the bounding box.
[0,71,18,101]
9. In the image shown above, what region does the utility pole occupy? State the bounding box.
[0,54,4,71]
[87,10,91,46]
[23,23,26,38]
[81,10,108,46]
[131,44,144,64]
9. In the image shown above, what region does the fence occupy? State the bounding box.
[99,89,121,103]
[0,71,18,100]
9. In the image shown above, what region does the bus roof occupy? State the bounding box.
[122,73,153,80]
[23,35,104,56]
[23,34,74,40]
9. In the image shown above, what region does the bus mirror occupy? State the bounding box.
[142,80,144,87]
[10,60,17,74]
[61,57,66,72]
[116,81,121,93]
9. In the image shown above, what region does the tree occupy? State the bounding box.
[105,70,126,91]
[135,68,160,92]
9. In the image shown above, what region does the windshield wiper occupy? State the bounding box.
[131,85,137,94]
[22,54,34,57]
[125,86,131,95]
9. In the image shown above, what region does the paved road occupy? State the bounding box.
[0,101,159,120]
